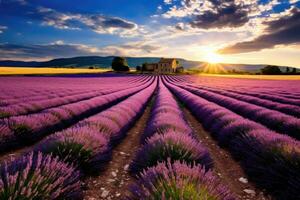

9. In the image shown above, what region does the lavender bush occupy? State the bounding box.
[35,126,111,174]
[232,130,300,199]
[0,152,82,200]
[130,131,213,174]
[127,161,235,200]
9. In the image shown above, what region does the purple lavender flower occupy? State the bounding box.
[217,119,265,147]
[231,130,300,199]
[35,126,111,174]
[126,160,236,200]
[130,131,213,174]
[142,113,193,143]
[0,152,82,199]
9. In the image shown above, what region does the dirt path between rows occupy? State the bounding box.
[0,142,35,163]
[83,100,153,200]
[183,108,272,200]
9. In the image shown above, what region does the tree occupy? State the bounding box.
[292,68,297,74]
[142,63,148,71]
[261,65,282,75]
[111,57,129,71]
[136,66,141,71]
[286,67,290,73]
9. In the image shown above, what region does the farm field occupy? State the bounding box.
[0,67,109,75]
[0,74,299,200]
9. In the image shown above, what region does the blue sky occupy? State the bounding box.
[0,0,299,67]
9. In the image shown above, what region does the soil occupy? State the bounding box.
[0,144,33,163]
[183,108,271,200]
[83,101,153,200]
[183,107,272,200]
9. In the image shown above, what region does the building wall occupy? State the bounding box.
[144,63,156,71]
[145,59,179,74]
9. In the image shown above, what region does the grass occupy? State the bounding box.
[197,73,300,80]
[0,67,109,75]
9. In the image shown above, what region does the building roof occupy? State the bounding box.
[159,58,176,63]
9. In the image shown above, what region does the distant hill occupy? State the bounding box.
[0,56,161,68]
[0,56,293,73]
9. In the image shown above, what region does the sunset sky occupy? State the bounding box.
[0,0,299,67]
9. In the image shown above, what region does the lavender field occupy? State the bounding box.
[0,74,299,200]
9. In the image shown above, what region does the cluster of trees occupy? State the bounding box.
[136,63,149,72]
[111,57,130,71]
[261,65,298,75]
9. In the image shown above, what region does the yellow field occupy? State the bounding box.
[198,73,300,80]
[0,67,109,75]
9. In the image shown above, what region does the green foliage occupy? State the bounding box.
[11,124,32,137]
[146,141,196,167]
[44,141,93,170]
[153,179,218,200]
[0,111,10,118]
[142,63,148,71]
[136,66,141,71]
[261,65,282,75]
[111,57,129,71]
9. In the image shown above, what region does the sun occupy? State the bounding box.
[204,52,223,64]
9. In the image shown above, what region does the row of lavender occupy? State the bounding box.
[172,76,300,112]
[164,76,300,199]
[167,76,300,140]
[178,75,300,105]
[0,77,157,199]
[186,83,300,118]
[0,76,154,153]
[181,74,300,97]
[126,79,235,199]
[0,75,145,106]
[0,76,150,118]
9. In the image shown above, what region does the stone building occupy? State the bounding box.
[144,58,179,74]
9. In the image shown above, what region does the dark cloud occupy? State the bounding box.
[218,7,300,54]
[1,1,138,35]
[90,15,136,29]
[35,7,138,34]
[84,15,137,35]
[189,0,250,29]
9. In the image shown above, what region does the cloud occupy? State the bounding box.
[163,0,252,29]
[120,43,161,53]
[218,7,300,54]
[175,22,185,31]
[190,1,251,29]
[81,15,139,37]
[0,26,7,33]
[162,0,292,30]
[0,42,101,61]
[1,2,140,37]
[164,0,173,4]
[35,7,139,37]
[0,41,162,61]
